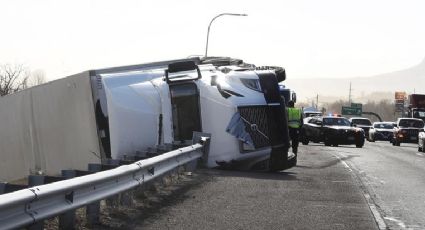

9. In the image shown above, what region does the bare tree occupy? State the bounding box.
[0,64,47,96]
[0,64,30,96]
[28,69,46,87]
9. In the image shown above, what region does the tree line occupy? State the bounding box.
[0,64,45,96]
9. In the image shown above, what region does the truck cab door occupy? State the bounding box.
[165,61,203,143]
[169,83,202,142]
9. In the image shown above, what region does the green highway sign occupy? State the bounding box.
[341,106,362,116]
[351,103,362,109]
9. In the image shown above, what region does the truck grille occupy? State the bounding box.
[380,131,393,138]
[406,129,419,137]
[238,106,270,149]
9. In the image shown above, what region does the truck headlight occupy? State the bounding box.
[240,78,262,92]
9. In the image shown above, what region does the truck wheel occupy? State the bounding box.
[356,143,363,148]
[395,141,400,146]
[419,146,422,152]
[302,138,309,145]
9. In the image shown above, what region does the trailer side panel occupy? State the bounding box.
[0,72,101,181]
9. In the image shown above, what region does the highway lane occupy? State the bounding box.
[318,140,425,229]
[117,146,378,230]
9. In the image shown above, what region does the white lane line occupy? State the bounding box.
[416,152,424,157]
[364,194,388,230]
[333,154,352,172]
[384,216,408,229]
[331,152,387,230]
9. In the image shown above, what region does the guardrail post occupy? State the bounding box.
[58,170,90,230]
[27,175,65,230]
[59,170,77,230]
[26,222,43,230]
[119,190,134,207]
[86,164,102,226]
[103,160,120,208]
[0,183,27,194]
[192,132,212,168]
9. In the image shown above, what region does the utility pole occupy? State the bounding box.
[348,82,352,104]
[316,94,319,109]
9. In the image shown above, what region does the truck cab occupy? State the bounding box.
[98,57,296,171]
[411,108,425,121]
[408,94,425,122]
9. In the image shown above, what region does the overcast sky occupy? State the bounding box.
[1,0,424,81]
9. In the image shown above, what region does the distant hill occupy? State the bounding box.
[286,57,425,104]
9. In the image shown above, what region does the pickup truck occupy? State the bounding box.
[391,118,424,146]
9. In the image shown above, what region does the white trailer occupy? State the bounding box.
[0,57,296,182]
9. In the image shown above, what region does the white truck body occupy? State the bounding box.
[0,57,294,181]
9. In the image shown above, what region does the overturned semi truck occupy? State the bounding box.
[0,57,295,181]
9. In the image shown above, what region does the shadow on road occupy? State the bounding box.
[201,168,298,181]
[302,143,323,146]
[304,143,364,149]
[394,145,418,149]
[303,143,356,148]
[296,154,356,169]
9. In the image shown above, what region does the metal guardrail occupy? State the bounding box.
[0,135,210,230]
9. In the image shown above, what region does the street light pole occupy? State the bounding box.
[204,13,247,58]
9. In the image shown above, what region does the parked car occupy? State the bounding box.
[392,118,424,146]
[349,117,373,139]
[368,122,395,142]
[301,116,365,147]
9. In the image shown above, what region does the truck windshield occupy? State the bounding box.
[413,110,425,118]
[374,123,394,129]
[352,119,372,126]
[305,112,322,117]
[323,117,351,126]
[399,119,424,128]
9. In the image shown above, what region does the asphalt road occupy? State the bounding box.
[116,145,380,230]
[324,140,425,229]
[93,139,425,230]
